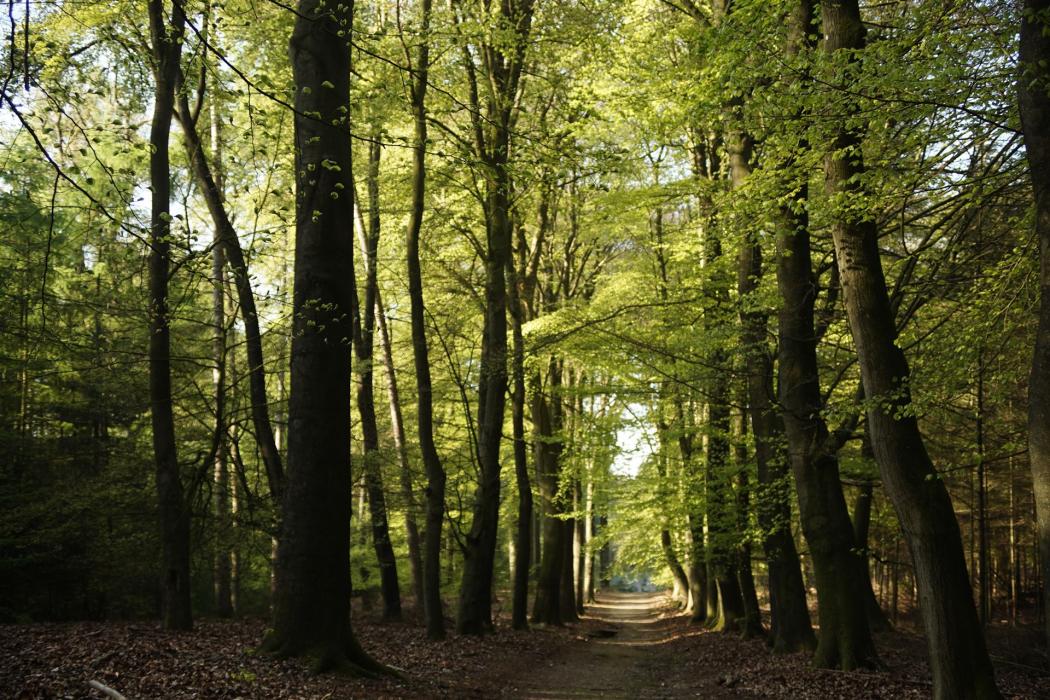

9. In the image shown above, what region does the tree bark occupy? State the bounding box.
[851,467,890,631]
[211,174,233,620]
[263,0,381,673]
[1019,0,1050,647]
[732,403,764,639]
[821,1,999,695]
[374,292,424,605]
[147,0,191,632]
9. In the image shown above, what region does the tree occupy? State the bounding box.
[455,0,535,635]
[262,0,381,673]
[147,0,192,632]
[400,0,447,641]
[820,0,999,695]
[351,136,401,621]
[1019,0,1050,647]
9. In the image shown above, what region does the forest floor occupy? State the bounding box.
[3,591,1050,698]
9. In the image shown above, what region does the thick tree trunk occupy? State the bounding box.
[1019,0,1050,647]
[353,138,401,621]
[263,0,381,674]
[458,172,511,635]
[777,199,876,669]
[147,0,191,632]
[821,2,999,695]
[773,0,875,671]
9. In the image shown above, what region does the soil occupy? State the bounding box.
[3,591,1048,698]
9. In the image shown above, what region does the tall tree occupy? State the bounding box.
[772,0,874,669]
[147,0,191,632]
[262,0,381,673]
[1019,0,1050,647]
[400,0,446,641]
[820,0,999,695]
[728,84,813,651]
[508,216,534,629]
[350,137,401,620]
[455,0,535,635]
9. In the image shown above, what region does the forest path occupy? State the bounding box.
[503,591,744,699]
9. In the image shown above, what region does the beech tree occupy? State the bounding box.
[262,0,381,673]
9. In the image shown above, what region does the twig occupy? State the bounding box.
[88,680,127,700]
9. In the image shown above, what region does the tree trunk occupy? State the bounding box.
[211,200,233,620]
[851,478,890,631]
[263,0,381,673]
[657,447,690,606]
[733,403,763,639]
[1019,0,1050,646]
[560,516,580,622]
[772,0,875,670]
[706,379,744,632]
[353,137,401,621]
[456,0,534,635]
[681,426,707,623]
[508,221,532,630]
[403,0,446,641]
[584,481,595,603]
[821,2,999,695]
[175,89,284,505]
[147,0,191,632]
[731,125,812,650]
[532,365,567,625]
[375,293,424,606]
[575,480,586,614]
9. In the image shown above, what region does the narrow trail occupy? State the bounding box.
[503,591,743,699]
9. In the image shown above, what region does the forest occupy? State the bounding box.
[2,0,1050,698]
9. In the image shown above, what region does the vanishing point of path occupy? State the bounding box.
[503,591,747,699]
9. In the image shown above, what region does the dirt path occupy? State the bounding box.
[502,591,743,699]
